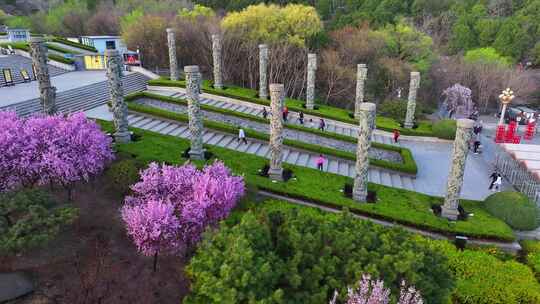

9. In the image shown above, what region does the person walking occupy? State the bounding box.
[308,118,314,128]
[488,171,498,190]
[473,140,481,154]
[283,106,289,122]
[238,128,247,144]
[493,174,502,191]
[319,118,326,131]
[316,154,325,171]
[262,107,268,119]
[393,129,400,143]
[299,111,304,125]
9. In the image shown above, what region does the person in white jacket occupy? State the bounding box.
[238,128,247,144]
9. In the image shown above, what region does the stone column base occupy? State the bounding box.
[404,121,414,129]
[189,149,205,161]
[352,191,367,203]
[441,205,459,221]
[114,131,131,144]
[269,167,283,181]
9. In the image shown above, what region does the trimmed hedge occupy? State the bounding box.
[97,120,515,241]
[432,119,457,140]
[484,191,540,231]
[0,42,74,65]
[521,240,540,280]
[47,53,75,64]
[52,37,97,52]
[46,43,81,55]
[147,78,438,138]
[125,98,417,175]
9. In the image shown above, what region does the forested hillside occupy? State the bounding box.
[1,0,538,111]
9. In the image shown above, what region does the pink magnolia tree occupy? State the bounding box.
[121,161,245,271]
[0,111,114,196]
[329,274,423,304]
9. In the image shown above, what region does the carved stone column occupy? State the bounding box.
[211,34,223,89]
[353,102,376,202]
[306,53,317,110]
[354,63,368,119]
[166,28,178,81]
[185,65,204,160]
[442,119,474,220]
[259,44,269,100]
[29,37,56,115]
[404,72,421,128]
[105,49,130,143]
[269,83,285,181]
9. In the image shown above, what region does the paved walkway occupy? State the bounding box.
[1,70,110,106]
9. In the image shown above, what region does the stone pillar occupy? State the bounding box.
[166,28,178,81]
[212,34,223,89]
[269,83,285,181]
[404,72,421,129]
[353,102,376,202]
[306,53,317,110]
[29,37,56,115]
[354,63,368,119]
[442,119,474,220]
[259,44,269,100]
[105,49,130,143]
[185,65,204,160]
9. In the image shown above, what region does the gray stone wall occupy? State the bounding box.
[306,53,317,110]
[354,63,368,119]
[353,102,376,202]
[105,49,130,143]
[259,44,269,100]
[442,119,474,220]
[269,83,285,181]
[185,65,204,160]
[212,34,223,89]
[167,28,179,81]
[29,37,56,115]
[404,71,420,129]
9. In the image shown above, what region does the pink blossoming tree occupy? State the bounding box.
[121,161,245,271]
[0,111,114,197]
[329,274,423,304]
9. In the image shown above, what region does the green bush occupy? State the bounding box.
[105,159,141,194]
[47,53,75,64]
[484,191,539,231]
[52,37,97,52]
[46,43,81,54]
[432,119,457,140]
[186,201,454,304]
[0,189,78,253]
[521,240,540,280]
[426,239,540,304]
[378,100,424,122]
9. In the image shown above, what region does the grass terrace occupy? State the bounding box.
[0,42,75,65]
[98,120,514,241]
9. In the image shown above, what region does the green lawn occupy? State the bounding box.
[126,92,418,174]
[0,42,75,65]
[99,120,513,241]
[147,78,435,137]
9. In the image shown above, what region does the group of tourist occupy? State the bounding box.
[262,106,327,131]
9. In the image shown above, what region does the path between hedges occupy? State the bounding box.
[124,111,418,192]
[259,190,522,253]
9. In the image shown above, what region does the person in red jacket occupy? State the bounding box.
[393,129,400,143]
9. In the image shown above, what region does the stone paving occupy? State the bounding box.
[134,97,402,163]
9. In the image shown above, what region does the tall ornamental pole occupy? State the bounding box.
[259,44,269,100]
[29,37,56,115]
[306,53,317,110]
[269,83,285,181]
[404,72,421,129]
[185,65,204,160]
[354,63,368,119]
[441,119,474,220]
[353,102,377,202]
[166,28,179,81]
[212,34,223,89]
[498,88,515,125]
[105,49,130,143]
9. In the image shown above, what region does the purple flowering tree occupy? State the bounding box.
[0,111,114,197]
[329,274,423,304]
[121,161,245,270]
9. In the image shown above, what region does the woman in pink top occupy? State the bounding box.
[316,154,325,171]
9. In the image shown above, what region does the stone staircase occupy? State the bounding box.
[149,88,400,146]
[1,72,150,117]
[0,55,67,86]
[126,112,419,192]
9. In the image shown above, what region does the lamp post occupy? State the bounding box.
[498,88,515,125]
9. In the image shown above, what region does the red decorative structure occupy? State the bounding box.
[513,135,521,144]
[495,125,506,143]
[525,123,536,140]
[505,122,517,143]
